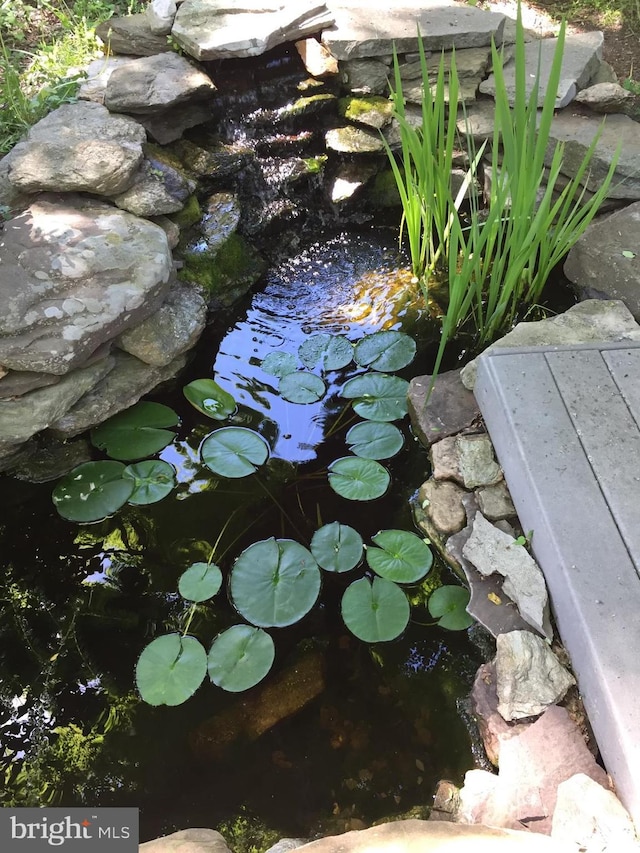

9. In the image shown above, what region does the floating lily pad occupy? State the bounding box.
[340,373,409,421]
[91,401,179,461]
[123,460,176,505]
[354,330,416,372]
[341,576,410,642]
[230,537,321,627]
[298,334,353,371]
[310,522,363,573]
[262,351,298,378]
[428,585,473,630]
[201,427,269,478]
[279,371,326,404]
[345,421,404,460]
[135,633,207,706]
[178,562,223,602]
[52,461,133,522]
[183,378,237,420]
[328,457,390,501]
[208,625,275,692]
[366,529,433,583]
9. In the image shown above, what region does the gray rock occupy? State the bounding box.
[476,482,516,522]
[456,434,502,489]
[264,840,308,853]
[564,203,640,322]
[462,513,551,638]
[77,56,133,104]
[117,280,206,366]
[325,125,384,153]
[330,161,377,203]
[6,102,146,196]
[461,300,640,390]
[147,0,176,35]
[400,47,491,83]
[13,437,92,483]
[339,95,394,129]
[408,369,481,448]
[50,350,187,438]
[430,435,463,484]
[417,478,467,537]
[199,192,242,255]
[590,59,618,85]
[169,139,252,178]
[112,148,197,216]
[95,14,173,56]
[470,662,529,765]
[104,52,215,115]
[172,0,335,61]
[495,631,575,721]
[0,441,36,473]
[457,99,496,145]
[574,81,633,112]
[340,58,391,95]
[138,100,214,145]
[322,1,505,60]
[480,31,603,108]
[0,196,172,374]
[139,828,231,853]
[0,371,60,399]
[295,38,339,77]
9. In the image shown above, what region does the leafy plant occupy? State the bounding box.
[341,576,411,642]
[428,585,473,630]
[183,378,237,420]
[279,371,326,404]
[201,427,270,478]
[310,522,363,572]
[208,625,275,692]
[345,421,404,460]
[135,633,208,707]
[91,402,179,461]
[328,457,391,501]
[52,461,134,523]
[365,529,433,583]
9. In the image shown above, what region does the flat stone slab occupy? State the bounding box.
[322,0,505,60]
[474,341,640,826]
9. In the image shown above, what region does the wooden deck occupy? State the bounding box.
[474,342,640,826]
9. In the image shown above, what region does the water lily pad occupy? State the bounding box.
[298,334,353,371]
[354,330,416,371]
[208,625,275,692]
[328,457,390,501]
[135,633,207,706]
[183,378,237,420]
[91,401,179,461]
[279,371,326,404]
[178,562,223,602]
[428,585,473,630]
[340,373,409,421]
[230,537,321,627]
[366,529,433,583]
[52,461,133,523]
[123,460,176,505]
[310,522,363,573]
[345,421,404,460]
[341,576,410,642]
[262,351,298,378]
[201,427,269,478]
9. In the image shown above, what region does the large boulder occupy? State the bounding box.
[112,145,197,216]
[0,196,173,375]
[95,13,173,56]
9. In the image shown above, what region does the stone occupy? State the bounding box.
[417,479,467,537]
[430,780,461,822]
[138,101,214,145]
[456,434,502,489]
[322,2,506,60]
[574,81,633,112]
[0,371,60,399]
[295,38,339,77]
[139,828,231,853]
[551,774,639,852]
[330,161,377,203]
[495,631,575,721]
[77,56,133,104]
[325,125,384,153]
[457,100,496,145]
[12,437,92,483]
[408,370,481,448]
[463,513,551,638]
[172,0,335,61]
[151,216,181,250]
[117,280,207,366]
[430,436,463,484]
[460,300,640,390]
[340,58,390,95]
[146,0,176,35]
[169,139,252,178]
[50,350,186,438]
[476,482,516,522]
[0,196,173,375]
[180,232,266,307]
[590,60,618,85]
[112,147,197,216]
[5,102,146,196]
[199,192,242,255]
[403,78,481,106]
[338,95,394,129]
[95,14,173,56]
[470,662,528,766]
[480,31,604,108]
[264,841,308,853]
[564,203,640,322]
[0,441,36,473]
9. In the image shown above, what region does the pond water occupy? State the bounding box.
[0,227,485,843]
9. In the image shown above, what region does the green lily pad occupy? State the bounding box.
[123,459,176,505]
[52,461,133,523]
[201,427,269,478]
[298,334,353,371]
[178,562,223,602]
[183,378,237,420]
[135,633,207,706]
[341,576,410,642]
[279,371,326,404]
[91,401,179,461]
[340,373,409,421]
[310,522,363,573]
[428,585,473,630]
[354,330,416,371]
[366,529,433,583]
[328,457,390,501]
[230,537,321,628]
[345,421,404,460]
[208,625,275,692]
[262,352,298,378]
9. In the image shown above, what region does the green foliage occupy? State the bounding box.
[178,562,223,602]
[310,522,363,573]
[428,585,474,630]
[298,333,353,371]
[366,529,433,583]
[341,576,411,642]
[353,330,417,372]
[328,456,391,501]
[183,378,237,420]
[207,625,275,692]
[341,373,409,421]
[52,461,134,522]
[135,633,208,706]
[345,421,404,460]
[91,402,179,461]
[278,370,326,404]
[261,351,298,377]
[201,427,270,478]
[123,460,176,505]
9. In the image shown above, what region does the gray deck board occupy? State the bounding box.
[474,344,640,826]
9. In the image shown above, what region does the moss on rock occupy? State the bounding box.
[180,233,266,307]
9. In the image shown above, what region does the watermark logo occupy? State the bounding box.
[0,808,138,850]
